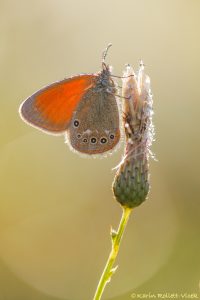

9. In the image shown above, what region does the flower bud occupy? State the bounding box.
[113,62,154,208]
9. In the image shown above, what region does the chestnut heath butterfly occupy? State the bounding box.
[19,44,120,155]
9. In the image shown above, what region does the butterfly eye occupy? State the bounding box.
[110,134,115,140]
[73,120,79,127]
[100,137,107,144]
[90,137,97,144]
[83,138,88,143]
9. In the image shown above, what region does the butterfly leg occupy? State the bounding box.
[106,89,131,100]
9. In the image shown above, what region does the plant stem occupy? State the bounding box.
[92,206,132,300]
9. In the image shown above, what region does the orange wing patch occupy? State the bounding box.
[20,75,96,133]
[36,75,94,124]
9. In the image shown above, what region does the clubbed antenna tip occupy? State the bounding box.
[102,43,112,63]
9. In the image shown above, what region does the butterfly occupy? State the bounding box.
[19,44,120,155]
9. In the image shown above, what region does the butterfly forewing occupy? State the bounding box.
[19,75,96,134]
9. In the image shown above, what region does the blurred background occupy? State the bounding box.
[0,0,200,299]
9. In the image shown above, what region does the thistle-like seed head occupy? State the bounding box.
[113,62,154,208]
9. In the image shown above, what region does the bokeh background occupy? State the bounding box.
[0,0,199,299]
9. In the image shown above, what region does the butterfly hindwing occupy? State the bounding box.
[67,86,120,154]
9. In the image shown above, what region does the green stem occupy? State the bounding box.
[92,206,132,300]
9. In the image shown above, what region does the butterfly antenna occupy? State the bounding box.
[102,43,112,63]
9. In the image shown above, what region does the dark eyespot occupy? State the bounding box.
[83,138,88,143]
[91,137,97,144]
[110,134,115,140]
[100,137,107,144]
[77,134,81,139]
[73,120,79,127]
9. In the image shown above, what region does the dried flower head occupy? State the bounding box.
[113,62,154,208]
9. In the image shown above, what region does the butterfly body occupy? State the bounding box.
[19,47,120,155]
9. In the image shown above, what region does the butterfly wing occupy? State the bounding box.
[19,74,96,134]
[67,87,120,154]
